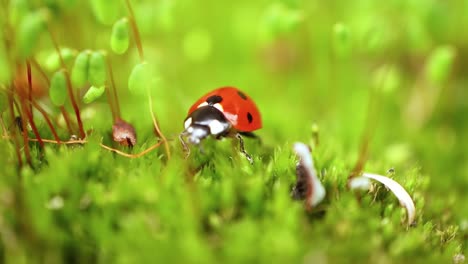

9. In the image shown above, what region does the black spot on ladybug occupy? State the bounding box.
[247,112,253,123]
[237,91,248,100]
[206,95,223,105]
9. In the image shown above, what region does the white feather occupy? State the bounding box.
[349,173,416,225]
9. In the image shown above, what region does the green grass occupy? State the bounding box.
[1,0,467,263]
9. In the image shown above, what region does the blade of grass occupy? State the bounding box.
[147,89,171,159]
[100,141,163,158]
[48,27,85,138]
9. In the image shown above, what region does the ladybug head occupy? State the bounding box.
[180,105,232,149]
[183,124,210,145]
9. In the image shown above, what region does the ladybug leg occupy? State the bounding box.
[179,132,191,158]
[236,133,253,164]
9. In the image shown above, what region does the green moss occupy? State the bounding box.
[0,0,466,263]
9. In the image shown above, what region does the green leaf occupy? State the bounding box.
[110,18,130,54]
[83,85,105,104]
[16,10,49,59]
[49,71,67,106]
[71,50,91,87]
[128,62,158,95]
[425,46,456,85]
[42,48,77,72]
[88,51,107,87]
[89,0,121,25]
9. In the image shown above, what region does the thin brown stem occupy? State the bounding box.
[7,88,22,168]
[2,86,61,143]
[106,56,121,119]
[25,136,163,158]
[0,114,8,137]
[147,90,171,159]
[21,98,44,149]
[124,0,169,159]
[12,97,21,119]
[348,85,381,180]
[48,28,85,139]
[100,141,163,158]
[2,135,84,144]
[105,80,117,122]
[125,0,145,61]
[26,61,33,117]
[30,100,61,143]
[31,58,50,86]
[3,134,164,158]
[60,106,74,134]
[19,101,32,166]
[65,69,85,138]
[28,138,86,144]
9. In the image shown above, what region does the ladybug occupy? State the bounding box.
[180,86,262,162]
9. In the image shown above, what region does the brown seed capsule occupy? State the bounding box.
[112,119,136,147]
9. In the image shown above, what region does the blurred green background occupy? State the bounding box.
[0,0,467,262]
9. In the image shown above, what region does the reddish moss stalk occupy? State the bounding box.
[26,61,33,117]
[59,106,74,135]
[348,85,381,180]
[147,90,171,159]
[125,0,171,159]
[104,56,118,122]
[7,87,23,168]
[0,115,7,137]
[48,28,85,139]
[65,67,85,138]
[31,59,50,86]
[29,100,61,143]
[125,0,144,62]
[12,99,21,120]
[4,84,61,145]
[21,99,44,149]
[19,101,32,166]
[106,56,121,120]
[105,80,117,122]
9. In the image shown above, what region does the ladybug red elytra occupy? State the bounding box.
[180,86,262,162]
